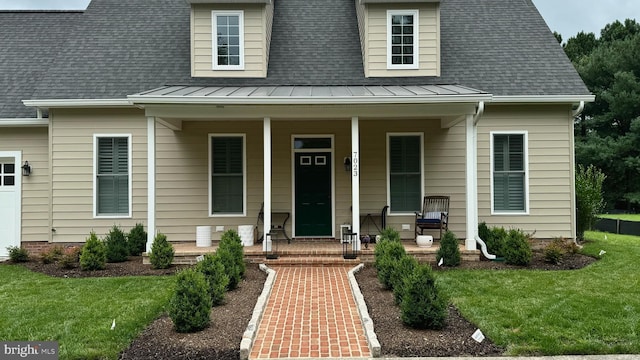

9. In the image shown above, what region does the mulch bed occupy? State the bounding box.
[13,250,596,359]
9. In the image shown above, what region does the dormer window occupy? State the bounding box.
[212,10,245,70]
[387,10,419,70]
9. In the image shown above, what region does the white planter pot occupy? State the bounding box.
[416,235,433,248]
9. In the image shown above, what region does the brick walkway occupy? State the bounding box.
[249,266,371,359]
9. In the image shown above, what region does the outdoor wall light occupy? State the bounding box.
[343,157,351,172]
[22,161,31,176]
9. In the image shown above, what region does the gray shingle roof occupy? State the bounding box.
[0,11,83,118]
[1,0,590,117]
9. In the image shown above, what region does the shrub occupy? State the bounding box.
[104,225,129,263]
[436,230,461,267]
[543,237,579,265]
[168,268,212,333]
[59,246,81,269]
[215,246,242,290]
[41,245,64,264]
[488,226,508,258]
[6,246,29,263]
[149,233,174,269]
[218,229,245,278]
[390,255,419,305]
[80,232,107,271]
[375,240,406,289]
[196,254,229,306]
[400,263,448,329]
[379,227,401,242]
[128,223,147,256]
[503,229,532,266]
[576,164,606,240]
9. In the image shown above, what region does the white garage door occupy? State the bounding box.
[0,153,21,257]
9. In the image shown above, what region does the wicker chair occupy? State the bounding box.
[415,195,449,240]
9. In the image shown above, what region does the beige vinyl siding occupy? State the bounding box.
[192,4,267,77]
[0,127,50,242]
[363,3,440,77]
[477,105,575,238]
[49,108,147,243]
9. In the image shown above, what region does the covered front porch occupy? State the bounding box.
[130,85,496,261]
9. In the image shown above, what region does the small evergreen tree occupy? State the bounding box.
[196,253,229,306]
[216,246,241,290]
[168,268,212,333]
[127,223,148,256]
[503,229,532,266]
[375,240,406,289]
[436,230,461,267]
[379,227,401,242]
[390,255,419,305]
[401,263,448,329]
[80,232,107,271]
[104,225,129,263]
[218,229,245,278]
[149,233,174,269]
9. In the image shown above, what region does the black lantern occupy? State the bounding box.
[342,231,358,259]
[343,157,351,172]
[21,161,31,176]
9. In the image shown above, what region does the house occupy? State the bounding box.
[0,0,593,259]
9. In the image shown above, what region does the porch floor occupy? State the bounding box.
[143,239,481,265]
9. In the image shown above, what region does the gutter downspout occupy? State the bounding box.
[571,101,585,118]
[471,101,497,260]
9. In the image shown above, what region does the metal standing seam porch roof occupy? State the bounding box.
[128,84,492,104]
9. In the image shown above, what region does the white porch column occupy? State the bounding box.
[464,114,478,250]
[263,117,272,251]
[146,116,156,253]
[351,117,361,251]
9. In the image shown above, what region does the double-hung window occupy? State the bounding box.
[210,135,246,216]
[492,132,528,214]
[387,10,419,69]
[212,10,244,70]
[94,135,131,217]
[387,134,423,214]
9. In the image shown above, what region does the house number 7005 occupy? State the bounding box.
[352,151,359,177]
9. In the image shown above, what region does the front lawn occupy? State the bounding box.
[0,265,174,360]
[439,231,640,355]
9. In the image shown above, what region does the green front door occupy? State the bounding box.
[295,152,332,236]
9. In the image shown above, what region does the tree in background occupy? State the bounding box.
[563,19,640,211]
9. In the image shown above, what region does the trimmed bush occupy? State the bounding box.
[503,229,532,266]
[375,240,406,289]
[436,230,461,267]
[80,232,107,271]
[41,246,64,264]
[58,246,81,269]
[400,263,448,329]
[390,255,419,305]
[216,246,241,290]
[379,227,401,242]
[149,233,174,269]
[196,254,229,306]
[6,246,29,263]
[104,225,129,263]
[218,229,245,278]
[168,268,212,333]
[128,223,147,256]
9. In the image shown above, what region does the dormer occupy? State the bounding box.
[355,0,441,77]
[187,0,274,78]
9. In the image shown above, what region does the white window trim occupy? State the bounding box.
[212,10,245,71]
[387,9,419,70]
[490,131,530,215]
[386,132,424,215]
[93,134,132,219]
[209,134,247,217]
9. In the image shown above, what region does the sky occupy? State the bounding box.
[0,0,639,41]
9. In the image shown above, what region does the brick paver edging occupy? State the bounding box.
[240,264,277,360]
[348,264,381,357]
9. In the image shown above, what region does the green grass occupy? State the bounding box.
[0,265,174,360]
[598,213,640,221]
[438,231,640,355]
